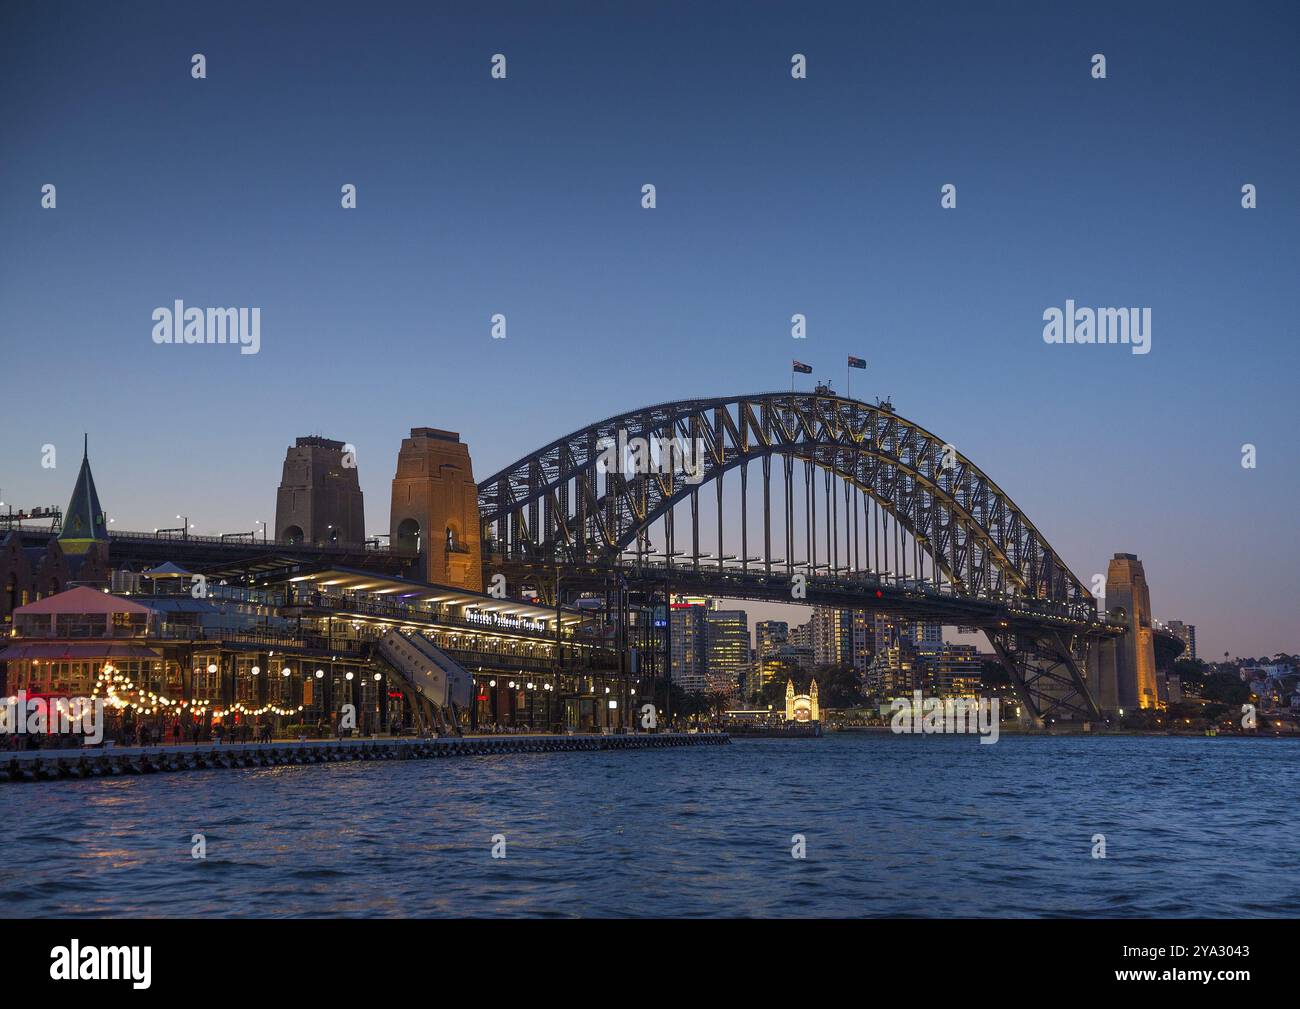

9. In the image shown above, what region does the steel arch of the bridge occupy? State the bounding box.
[478,392,1094,611]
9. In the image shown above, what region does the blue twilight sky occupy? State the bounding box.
[1,1,1297,659]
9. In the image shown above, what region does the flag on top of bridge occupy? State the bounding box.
[848,355,867,369]
[792,360,812,374]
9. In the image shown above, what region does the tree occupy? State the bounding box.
[980,658,1010,687]
[1173,658,1208,688]
[1202,670,1250,706]
[649,680,688,724]
[703,690,731,720]
[678,691,707,724]
[759,675,791,711]
[813,664,865,708]
[1166,701,1206,723]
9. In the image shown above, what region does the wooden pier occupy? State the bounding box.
[0,732,729,783]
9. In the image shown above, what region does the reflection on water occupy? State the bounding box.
[2,734,1298,917]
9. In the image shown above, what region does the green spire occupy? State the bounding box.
[58,434,108,552]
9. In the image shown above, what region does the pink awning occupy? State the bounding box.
[13,585,156,617]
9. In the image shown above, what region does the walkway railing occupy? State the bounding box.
[107,529,406,554]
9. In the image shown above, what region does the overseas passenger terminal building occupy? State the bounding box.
[0,430,629,737]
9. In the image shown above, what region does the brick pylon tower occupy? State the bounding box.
[389,428,483,591]
[1105,553,1159,711]
[274,437,365,545]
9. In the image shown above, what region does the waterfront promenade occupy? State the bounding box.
[0,732,730,782]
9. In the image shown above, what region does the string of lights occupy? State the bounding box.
[90,663,305,719]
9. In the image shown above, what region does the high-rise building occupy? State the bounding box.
[669,597,709,694]
[705,607,749,696]
[756,621,788,658]
[851,611,874,673]
[910,621,943,646]
[753,647,808,706]
[754,620,789,697]
[1166,620,1197,662]
[872,614,903,653]
[915,642,981,698]
[790,620,813,651]
[811,607,853,667]
[670,599,750,696]
[865,643,918,699]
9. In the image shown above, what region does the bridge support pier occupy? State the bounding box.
[986,628,1100,727]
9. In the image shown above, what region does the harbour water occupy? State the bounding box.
[3,733,1297,918]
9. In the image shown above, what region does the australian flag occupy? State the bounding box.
[792,360,812,374]
[848,355,867,369]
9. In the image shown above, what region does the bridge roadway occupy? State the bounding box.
[0,732,730,782]
[493,555,1122,636]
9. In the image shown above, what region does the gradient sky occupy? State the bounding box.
[1,1,1297,659]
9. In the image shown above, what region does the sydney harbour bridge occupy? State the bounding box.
[9,390,1164,728]
[477,391,1127,725]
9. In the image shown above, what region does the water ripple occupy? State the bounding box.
[1,734,1297,917]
